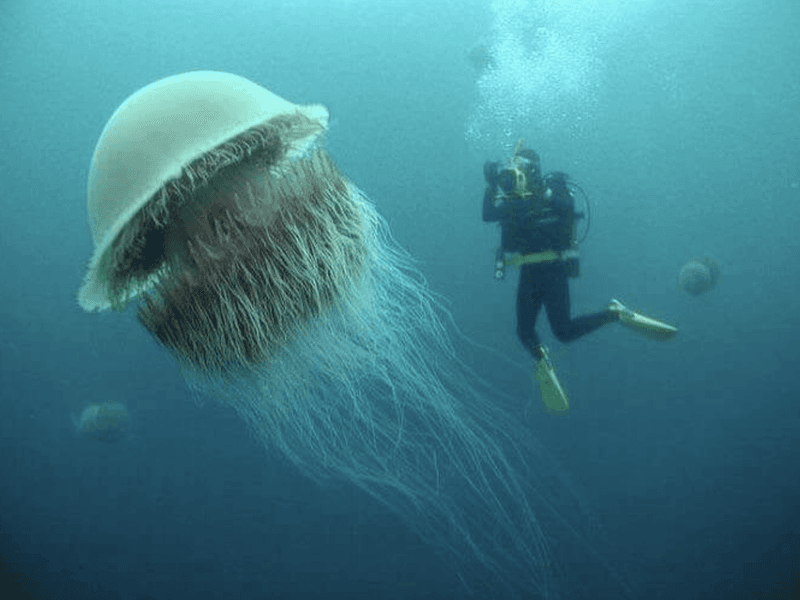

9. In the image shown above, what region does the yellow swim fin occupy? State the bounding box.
[534,345,570,413]
[609,298,678,341]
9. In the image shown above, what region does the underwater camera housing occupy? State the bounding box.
[497,166,529,196]
[493,148,542,200]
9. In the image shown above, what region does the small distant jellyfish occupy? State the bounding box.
[678,256,720,296]
[77,403,130,443]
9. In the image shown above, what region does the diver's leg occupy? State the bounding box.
[516,265,543,356]
[544,266,617,343]
[518,266,570,412]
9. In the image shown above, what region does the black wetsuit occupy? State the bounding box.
[482,164,616,356]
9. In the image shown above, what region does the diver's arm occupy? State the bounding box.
[482,161,503,222]
[483,187,504,222]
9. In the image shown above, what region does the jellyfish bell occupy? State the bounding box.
[76,71,586,595]
[79,71,329,313]
[75,403,130,443]
[678,256,720,296]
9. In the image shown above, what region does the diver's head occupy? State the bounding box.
[514,148,541,178]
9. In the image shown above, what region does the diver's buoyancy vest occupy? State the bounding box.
[500,174,575,255]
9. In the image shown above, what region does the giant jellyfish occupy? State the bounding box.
[78,71,562,594]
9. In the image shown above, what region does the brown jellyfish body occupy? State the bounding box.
[77,71,562,595]
[678,256,720,296]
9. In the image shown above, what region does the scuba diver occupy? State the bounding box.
[483,140,677,413]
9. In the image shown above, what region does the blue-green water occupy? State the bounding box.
[1,0,798,598]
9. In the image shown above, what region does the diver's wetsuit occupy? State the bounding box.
[483,165,616,357]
